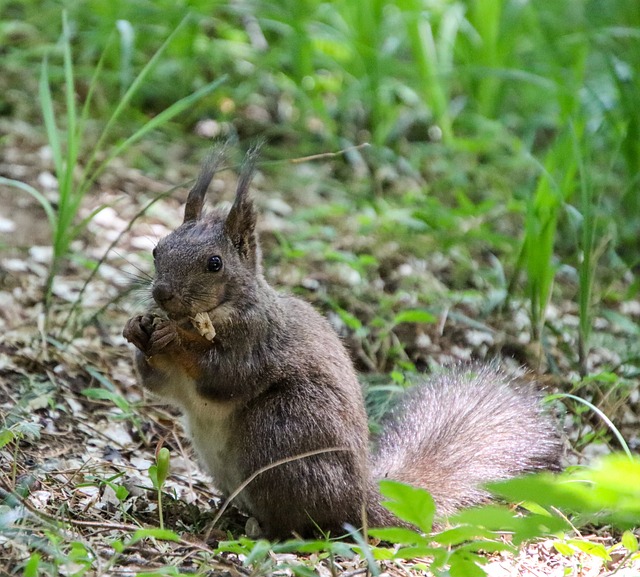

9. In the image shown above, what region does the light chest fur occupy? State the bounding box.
[183,398,239,496]
[160,370,240,497]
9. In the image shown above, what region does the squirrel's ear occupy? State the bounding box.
[183,145,227,223]
[224,143,262,261]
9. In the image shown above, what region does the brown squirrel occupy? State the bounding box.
[123,145,561,539]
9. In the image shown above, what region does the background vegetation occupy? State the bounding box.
[0,0,638,575]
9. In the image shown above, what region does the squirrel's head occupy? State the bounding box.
[150,144,263,323]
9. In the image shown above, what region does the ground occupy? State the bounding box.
[0,118,639,576]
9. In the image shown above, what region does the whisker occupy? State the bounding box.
[112,249,154,281]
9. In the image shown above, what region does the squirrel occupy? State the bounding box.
[123,145,561,539]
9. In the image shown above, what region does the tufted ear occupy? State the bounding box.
[224,143,263,261]
[183,145,227,223]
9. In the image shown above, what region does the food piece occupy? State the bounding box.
[192,312,216,341]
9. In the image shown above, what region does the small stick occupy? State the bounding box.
[289,143,370,164]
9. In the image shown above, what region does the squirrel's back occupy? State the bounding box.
[369,364,561,522]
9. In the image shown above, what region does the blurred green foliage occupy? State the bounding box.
[1,0,637,348]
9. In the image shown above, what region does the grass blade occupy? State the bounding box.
[78,30,116,140]
[549,393,632,459]
[83,75,227,194]
[38,56,63,182]
[0,177,56,231]
[81,15,190,183]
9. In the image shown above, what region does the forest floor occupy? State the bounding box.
[1,118,639,576]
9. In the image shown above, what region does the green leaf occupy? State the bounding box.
[369,547,396,560]
[391,545,441,560]
[622,530,639,553]
[273,539,354,557]
[431,524,497,545]
[114,484,129,501]
[111,539,124,554]
[82,388,130,413]
[84,366,117,392]
[451,504,519,530]
[23,552,42,577]
[451,504,568,544]
[69,540,91,562]
[155,447,171,488]
[23,552,41,577]
[137,569,181,577]
[368,526,429,545]
[487,474,593,512]
[567,539,612,561]
[393,309,436,325]
[0,429,16,449]
[148,464,159,490]
[214,539,255,556]
[519,500,553,517]
[553,541,575,556]
[244,539,274,566]
[14,421,42,441]
[288,566,321,577]
[127,528,181,545]
[379,480,435,533]
[335,307,363,331]
[449,551,487,577]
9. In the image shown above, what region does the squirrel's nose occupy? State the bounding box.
[152,283,174,305]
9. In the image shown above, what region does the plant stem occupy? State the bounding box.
[157,487,164,530]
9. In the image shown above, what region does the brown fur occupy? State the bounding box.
[123,146,561,539]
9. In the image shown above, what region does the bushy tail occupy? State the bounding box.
[368,364,561,524]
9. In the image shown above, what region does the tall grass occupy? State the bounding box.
[3,12,225,331]
[335,0,394,145]
[575,136,596,376]
[520,126,582,345]
[398,0,460,143]
[1,0,637,359]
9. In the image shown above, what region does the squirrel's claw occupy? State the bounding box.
[147,319,179,356]
[123,315,152,352]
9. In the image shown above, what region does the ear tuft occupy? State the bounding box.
[234,141,263,205]
[183,143,228,223]
[224,142,264,261]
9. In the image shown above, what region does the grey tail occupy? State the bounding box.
[370,363,562,519]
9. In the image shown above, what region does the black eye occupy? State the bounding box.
[152,247,157,259]
[207,255,223,272]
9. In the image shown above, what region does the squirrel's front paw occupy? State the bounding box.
[123,314,157,353]
[147,318,180,356]
[124,314,180,357]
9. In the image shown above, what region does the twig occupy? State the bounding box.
[289,143,370,164]
[341,569,369,577]
[207,446,350,537]
[605,550,636,577]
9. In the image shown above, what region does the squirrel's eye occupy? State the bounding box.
[152,247,157,259]
[207,255,223,272]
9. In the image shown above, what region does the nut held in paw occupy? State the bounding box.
[192,312,216,341]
